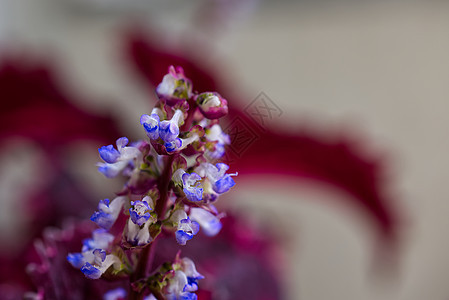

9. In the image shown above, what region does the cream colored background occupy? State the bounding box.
[1,1,449,299]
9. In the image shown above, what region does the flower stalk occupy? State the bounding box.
[67,66,236,299]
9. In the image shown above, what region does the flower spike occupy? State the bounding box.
[67,67,237,298]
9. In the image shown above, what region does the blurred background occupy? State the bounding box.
[1,0,449,299]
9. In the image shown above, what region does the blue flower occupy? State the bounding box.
[81,262,103,279]
[159,110,183,142]
[80,251,119,279]
[67,230,120,280]
[211,163,236,193]
[170,210,199,246]
[165,129,201,153]
[175,218,200,246]
[129,197,153,226]
[163,257,203,300]
[103,287,127,300]
[165,270,198,300]
[67,253,84,269]
[181,172,203,202]
[125,196,155,246]
[141,109,162,140]
[92,248,106,265]
[82,229,114,252]
[91,196,126,230]
[126,217,153,246]
[159,121,179,143]
[97,137,141,178]
[98,145,120,163]
[181,257,204,292]
[213,176,234,194]
[189,207,222,237]
[195,163,236,195]
[165,138,182,153]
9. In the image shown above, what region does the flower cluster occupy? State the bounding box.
[67,66,236,299]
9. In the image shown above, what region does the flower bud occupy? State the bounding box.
[156,66,192,105]
[195,92,228,119]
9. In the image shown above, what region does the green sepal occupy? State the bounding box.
[149,221,162,239]
[171,155,187,175]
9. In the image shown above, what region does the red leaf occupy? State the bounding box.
[0,57,120,148]
[125,29,399,242]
